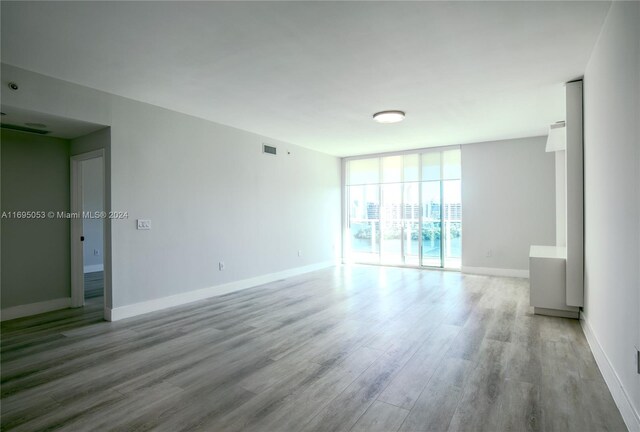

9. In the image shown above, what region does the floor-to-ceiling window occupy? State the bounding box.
[345,147,461,269]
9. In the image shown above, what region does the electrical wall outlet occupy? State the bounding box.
[298,250,302,257]
[93,249,99,256]
[137,219,151,230]
[486,249,493,257]
[219,261,225,271]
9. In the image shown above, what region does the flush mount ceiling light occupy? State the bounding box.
[373,110,405,124]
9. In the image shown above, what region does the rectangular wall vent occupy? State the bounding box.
[263,144,277,155]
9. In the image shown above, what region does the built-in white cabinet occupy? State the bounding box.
[529,246,579,318]
[564,80,584,307]
[530,80,584,318]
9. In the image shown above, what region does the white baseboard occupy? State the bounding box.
[1,297,72,322]
[84,264,104,273]
[107,261,335,322]
[461,266,529,278]
[581,312,640,432]
[103,306,113,322]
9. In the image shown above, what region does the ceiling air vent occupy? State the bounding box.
[1,123,50,135]
[263,144,277,155]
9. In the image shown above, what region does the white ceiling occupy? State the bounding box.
[0,1,610,156]
[1,105,106,139]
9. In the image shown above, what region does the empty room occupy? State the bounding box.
[0,1,638,431]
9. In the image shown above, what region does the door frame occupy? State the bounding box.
[70,149,105,308]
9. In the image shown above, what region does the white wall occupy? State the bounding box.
[1,64,342,315]
[1,130,71,309]
[555,150,566,247]
[461,136,556,276]
[81,157,104,272]
[583,1,640,428]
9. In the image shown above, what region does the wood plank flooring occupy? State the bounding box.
[84,271,104,300]
[0,265,627,431]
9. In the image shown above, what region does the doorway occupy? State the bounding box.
[70,150,106,310]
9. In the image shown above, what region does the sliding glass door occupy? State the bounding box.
[421,181,442,267]
[420,149,462,268]
[380,183,403,265]
[348,184,379,264]
[345,148,461,269]
[403,182,420,267]
[443,179,462,268]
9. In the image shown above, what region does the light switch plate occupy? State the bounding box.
[137,219,151,230]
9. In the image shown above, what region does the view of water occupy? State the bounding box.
[351,237,461,258]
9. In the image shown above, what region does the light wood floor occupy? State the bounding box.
[0,266,626,431]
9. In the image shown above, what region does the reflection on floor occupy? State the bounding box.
[0,266,626,431]
[84,271,103,301]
